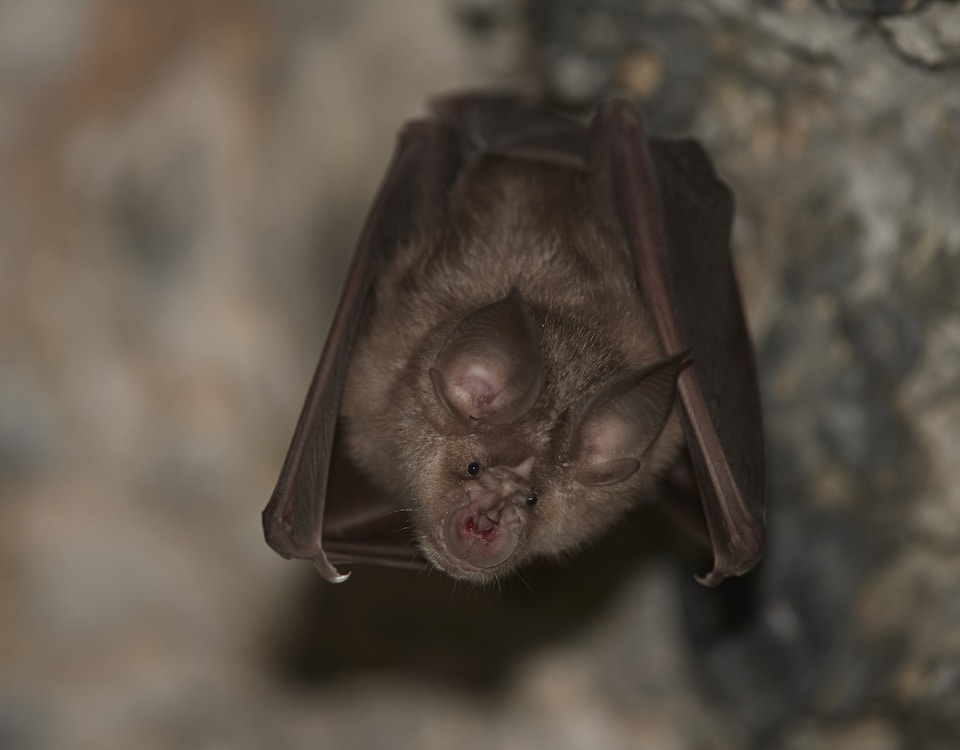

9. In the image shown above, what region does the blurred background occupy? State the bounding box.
[2,1,958,748]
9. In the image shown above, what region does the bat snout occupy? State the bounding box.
[434,485,530,580]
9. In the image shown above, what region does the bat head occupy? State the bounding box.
[412,291,686,583]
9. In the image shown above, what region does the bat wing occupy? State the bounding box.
[262,121,463,581]
[263,94,765,585]
[589,102,766,585]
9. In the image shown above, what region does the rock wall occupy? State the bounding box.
[2,1,957,748]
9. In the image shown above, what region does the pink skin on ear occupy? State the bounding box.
[567,351,687,486]
[430,361,507,426]
[430,289,544,426]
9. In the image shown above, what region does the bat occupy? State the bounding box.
[262,93,765,587]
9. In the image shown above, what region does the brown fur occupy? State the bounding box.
[340,154,685,580]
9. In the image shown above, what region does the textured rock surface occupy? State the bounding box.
[2,1,958,748]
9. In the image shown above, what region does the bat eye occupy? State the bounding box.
[466,461,482,478]
[526,493,538,507]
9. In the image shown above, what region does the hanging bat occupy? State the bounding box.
[262,93,765,586]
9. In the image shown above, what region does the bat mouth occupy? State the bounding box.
[433,495,525,580]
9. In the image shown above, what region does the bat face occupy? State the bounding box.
[407,402,684,584]
[339,157,687,582]
[263,94,766,587]
[417,439,538,580]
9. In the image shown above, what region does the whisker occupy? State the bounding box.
[514,569,534,594]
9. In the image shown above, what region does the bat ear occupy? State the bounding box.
[430,288,544,426]
[568,351,686,486]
